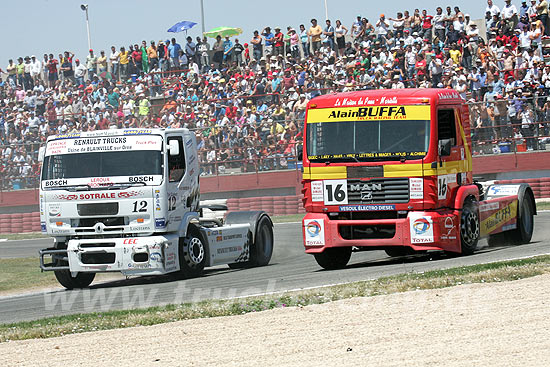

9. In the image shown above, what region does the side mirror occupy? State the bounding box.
[168,140,180,156]
[38,147,45,162]
[439,139,452,157]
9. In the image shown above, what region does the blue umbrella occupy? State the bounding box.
[167,20,197,33]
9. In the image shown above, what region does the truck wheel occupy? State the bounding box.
[53,243,95,290]
[249,215,274,267]
[179,224,206,278]
[228,215,273,269]
[385,247,416,257]
[314,247,352,270]
[460,199,480,255]
[508,195,535,244]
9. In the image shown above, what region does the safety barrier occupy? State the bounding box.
[0,212,41,234]
[227,195,305,217]
[4,179,550,235]
[0,196,306,234]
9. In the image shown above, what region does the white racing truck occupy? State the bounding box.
[38,128,273,289]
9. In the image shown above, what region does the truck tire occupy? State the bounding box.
[508,195,535,244]
[53,243,95,290]
[178,224,206,278]
[460,199,480,255]
[249,215,274,267]
[314,247,352,270]
[228,215,274,268]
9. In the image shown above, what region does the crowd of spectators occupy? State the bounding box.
[2,0,550,190]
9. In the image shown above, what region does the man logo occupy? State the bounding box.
[412,218,431,235]
[361,191,373,200]
[306,220,322,237]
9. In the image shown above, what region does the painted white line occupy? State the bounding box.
[0,237,52,243]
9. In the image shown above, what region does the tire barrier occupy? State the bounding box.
[0,212,42,234]
[5,179,550,235]
[224,195,306,217]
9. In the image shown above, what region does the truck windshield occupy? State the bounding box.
[306,119,430,162]
[41,135,164,188]
[42,151,162,180]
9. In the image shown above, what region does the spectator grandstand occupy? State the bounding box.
[2,0,550,190]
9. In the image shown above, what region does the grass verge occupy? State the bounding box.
[536,201,550,211]
[1,255,550,343]
[0,258,57,293]
[270,213,304,223]
[0,233,47,241]
[0,258,121,295]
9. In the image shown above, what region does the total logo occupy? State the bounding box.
[412,218,431,235]
[306,220,322,237]
[304,219,325,246]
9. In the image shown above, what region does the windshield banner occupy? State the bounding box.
[45,135,163,156]
[41,175,163,189]
[307,105,431,123]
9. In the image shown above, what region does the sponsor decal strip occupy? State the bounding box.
[480,200,518,236]
[339,204,396,211]
[306,105,431,123]
[45,135,162,156]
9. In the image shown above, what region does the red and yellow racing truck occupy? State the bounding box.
[301,89,536,269]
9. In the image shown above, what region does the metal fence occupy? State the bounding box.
[469,96,550,155]
[3,96,550,192]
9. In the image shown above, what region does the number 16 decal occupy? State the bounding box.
[323,179,348,205]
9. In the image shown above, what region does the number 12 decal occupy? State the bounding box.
[132,200,148,212]
[323,179,348,205]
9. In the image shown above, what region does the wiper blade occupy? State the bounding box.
[107,182,147,189]
[47,184,91,191]
[318,156,362,163]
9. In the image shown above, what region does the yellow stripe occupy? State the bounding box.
[303,160,470,180]
[421,160,469,176]
[456,110,473,172]
[302,166,347,180]
[383,164,423,177]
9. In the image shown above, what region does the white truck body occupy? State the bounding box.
[39,128,272,287]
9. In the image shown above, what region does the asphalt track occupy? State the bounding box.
[1,213,550,324]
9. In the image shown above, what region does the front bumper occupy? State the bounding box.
[302,211,461,253]
[40,234,180,276]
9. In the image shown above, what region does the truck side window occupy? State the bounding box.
[167,137,186,182]
[437,109,457,145]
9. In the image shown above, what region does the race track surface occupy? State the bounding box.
[1,213,549,324]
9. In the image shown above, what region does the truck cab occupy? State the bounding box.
[302,89,535,269]
[39,128,273,289]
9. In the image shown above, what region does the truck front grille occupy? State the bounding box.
[339,223,396,240]
[77,203,119,216]
[347,178,409,204]
[72,217,127,228]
